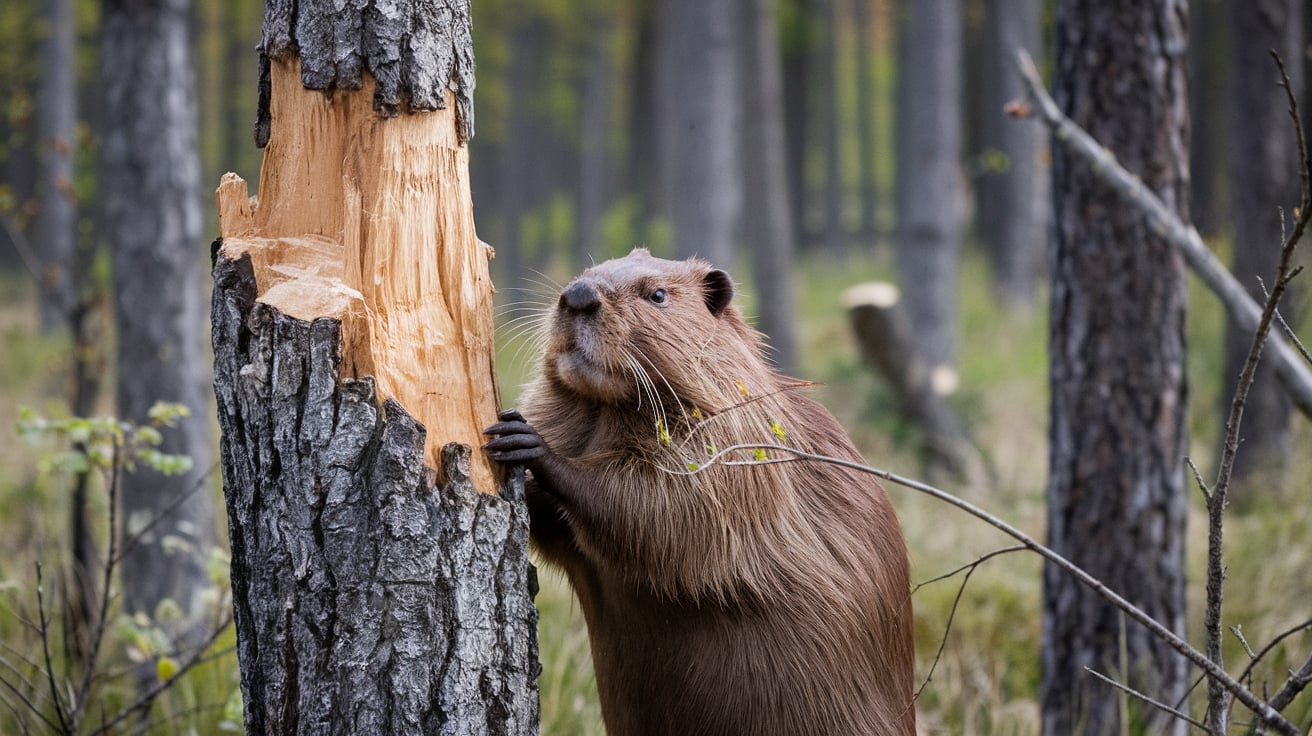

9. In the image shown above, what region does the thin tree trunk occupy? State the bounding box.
[1042,2,1190,733]
[215,2,538,730]
[657,0,740,267]
[894,0,963,367]
[1189,0,1229,237]
[101,0,216,650]
[978,0,1047,309]
[821,0,844,253]
[781,1,815,248]
[36,0,77,331]
[740,0,799,372]
[1222,0,1303,490]
[578,13,615,269]
[853,0,879,243]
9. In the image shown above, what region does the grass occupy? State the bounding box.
[0,239,1306,733]
[498,245,1312,735]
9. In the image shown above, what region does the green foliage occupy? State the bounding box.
[16,401,195,477]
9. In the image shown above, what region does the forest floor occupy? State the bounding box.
[0,246,1308,734]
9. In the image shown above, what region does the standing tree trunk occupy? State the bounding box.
[978,0,1047,310]
[36,0,77,331]
[211,2,539,732]
[853,0,879,243]
[739,0,799,372]
[657,0,740,266]
[820,0,844,253]
[101,0,216,650]
[1042,2,1190,734]
[1222,0,1303,490]
[1189,0,1229,237]
[577,11,616,269]
[894,0,963,368]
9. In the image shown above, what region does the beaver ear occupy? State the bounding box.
[702,269,734,316]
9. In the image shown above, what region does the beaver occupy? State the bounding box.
[484,249,914,735]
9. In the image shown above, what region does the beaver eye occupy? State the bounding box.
[649,288,668,305]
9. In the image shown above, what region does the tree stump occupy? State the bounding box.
[842,282,987,488]
[210,4,539,732]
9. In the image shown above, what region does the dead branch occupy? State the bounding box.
[1084,666,1209,733]
[679,444,1303,736]
[1012,48,1312,418]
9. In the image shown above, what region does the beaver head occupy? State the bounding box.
[542,248,744,407]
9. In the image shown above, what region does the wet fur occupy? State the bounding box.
[500,249,914,735]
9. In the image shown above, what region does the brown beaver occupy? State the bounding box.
[484,249,914,735]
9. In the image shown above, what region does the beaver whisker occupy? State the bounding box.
[622,350,667,438]
[628,344,694,430]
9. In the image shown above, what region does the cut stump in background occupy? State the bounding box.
[843,282,988,489]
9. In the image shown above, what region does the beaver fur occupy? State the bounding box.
[484,249,914,735]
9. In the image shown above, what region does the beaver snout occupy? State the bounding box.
[560,280,602,315]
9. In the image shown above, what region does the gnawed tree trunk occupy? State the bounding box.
[211,3,539,732]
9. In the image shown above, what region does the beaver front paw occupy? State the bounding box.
[482,408,548,463]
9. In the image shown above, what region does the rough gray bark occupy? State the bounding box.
[212,254,539,735]
[853,0,879,242]
[820,0,844,253]
[657,0,739,266]
[739,0,798,372]
[215,2,542,732]
[894,0,962,367]
[978,0,1047,309]
[1222,0,1303,489]
[1042,2,1190,734]
[256,0,476,147]
[36,0,77,331]
[101,0,216,646]
[1188,0,1229,236]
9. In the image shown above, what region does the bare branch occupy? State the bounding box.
[1012,47,1312,418]
[1264,652,1312,720]
[1085,666,1210,733]
[680,443,1303,736]
[1236,618,1312,692]
[909,545,1027,709]
[33,564,71,734]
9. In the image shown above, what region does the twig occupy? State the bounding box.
[680,443,1303,736]
[1012,47,1312,418]
[908,545,1027,706]
[0,654,61,733]
[1220,49,1312,735]
[85,614,234,736]
[0,214,45,283]
[112,461,218,564]
[34,563,71,734]
[1085,666,1210,733]
[73,438,124,727]
[1236,618,1312,693]
[1264,652,1312,715]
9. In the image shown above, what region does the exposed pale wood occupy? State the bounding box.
[217,57,499,490]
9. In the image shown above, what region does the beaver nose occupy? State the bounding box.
[561,280,601,314]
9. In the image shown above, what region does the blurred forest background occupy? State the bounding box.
[1,0,1311,733]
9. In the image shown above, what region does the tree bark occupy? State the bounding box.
[1222,0,1303,490]
[101,0,216,648]
[1188,0,1229,237]
[657,0,739,266]
[853,0,879,243]
[212,259,538,734]
[36,0,77,331]
[739,0,799,372]
[213,2,539,731]
[894,0,963,367]
[820,0,844,253]
[978,0,1047,310]
[1042,2,1190,734]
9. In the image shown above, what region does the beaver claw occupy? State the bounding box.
[483,408,548,463]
